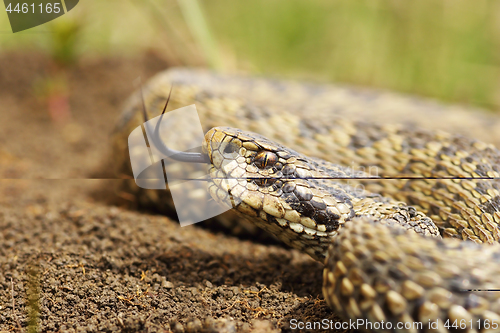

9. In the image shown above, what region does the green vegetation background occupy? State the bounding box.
[1,0,499,110]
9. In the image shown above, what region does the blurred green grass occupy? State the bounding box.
[1,0,500,109]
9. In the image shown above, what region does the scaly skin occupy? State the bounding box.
[202,126,500,333]
[114,68,500,332]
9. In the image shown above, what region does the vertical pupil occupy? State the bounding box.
[262,155,268,167]
[255,151,277,169]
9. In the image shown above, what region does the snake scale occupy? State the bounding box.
[114,68,500,332]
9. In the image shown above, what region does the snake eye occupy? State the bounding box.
[254,151,278,169]
[254,177,275,187]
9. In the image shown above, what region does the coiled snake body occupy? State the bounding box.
[115,68,500,332]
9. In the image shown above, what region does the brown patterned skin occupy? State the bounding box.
[202,126,500,333]
[203,127,440,261]
[114,68,500,332]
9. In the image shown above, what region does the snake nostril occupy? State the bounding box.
[223,142,238,155]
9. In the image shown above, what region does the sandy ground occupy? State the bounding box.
[0,52,340,332]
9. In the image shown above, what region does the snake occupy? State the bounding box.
[113,68,500,332]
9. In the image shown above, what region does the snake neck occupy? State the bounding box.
[203,126,440,262]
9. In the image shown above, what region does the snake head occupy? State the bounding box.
[203,126,355,260]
